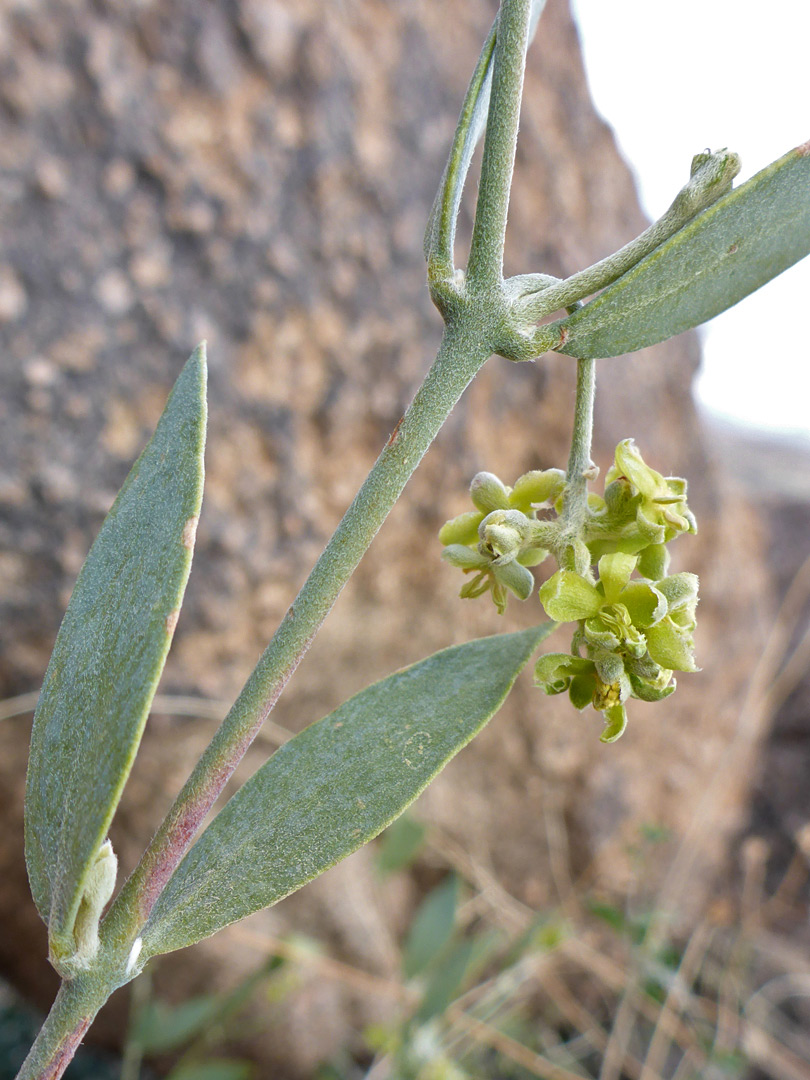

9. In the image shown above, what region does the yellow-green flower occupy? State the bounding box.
[533,651,629,743]
[439,468,565,548]
[535,552,698,740]
[439,469,563,613]
[442,543,534,614]
[586,440,696,559]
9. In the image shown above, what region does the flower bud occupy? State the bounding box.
[52,839,118,976]
[509,468,566,512]
[603,478,636,520]
[469,472,511,513]
[479,509,532,564]
[638,543,670,580]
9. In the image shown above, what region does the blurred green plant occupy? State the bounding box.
[14,0,810,1075]
[106,813,807,1080]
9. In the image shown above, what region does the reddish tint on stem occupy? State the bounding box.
[35,1016,92,1080]
[135,637,313,923]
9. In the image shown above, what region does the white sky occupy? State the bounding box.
[571,0,810,438]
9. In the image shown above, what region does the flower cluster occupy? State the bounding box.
[439,467,564,614]
[439,441,698,742]
[536,552,698,742]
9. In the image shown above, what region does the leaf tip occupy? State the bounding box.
[185,341,208,401]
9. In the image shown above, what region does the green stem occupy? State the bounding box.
[104,0,542,951]
[119,971,151,1080]
[15,980,106,1080]
[513,148,741,324]
[558,356,596,564]
[103,323,493,947]
[466,0,535,290]
[425,14,497,277]
[21,2,546,1074]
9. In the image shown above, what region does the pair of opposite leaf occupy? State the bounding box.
[24,354,552,979]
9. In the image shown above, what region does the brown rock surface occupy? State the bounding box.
[0,0,772,1072]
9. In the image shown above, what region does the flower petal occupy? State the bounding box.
[637,543,670,580]
[439,511,483,547]
[517,547,549,568]
[569,671,597,709]
[539,571,602,622]
[509,468,566,512]
[600,705,628,743]
[442,544,490,570]
[598,552,637,602]
[535,653,593,695]
[646,618,697,672]
[657,572,699,614]
[629,672,676,702]
[621,581,668,628]
[614,439,666,498]
[494,560,535,601]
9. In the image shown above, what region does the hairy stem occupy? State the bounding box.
[20,2,544,1075]
[425,14,497,276]
[558,357,596,566]
[513,148,741,323]
[104,0,541,952]
[103,323,493,946]
[15,980,104,1080]
[466,0,535,289]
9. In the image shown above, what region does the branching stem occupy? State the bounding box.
[104,325,493,948]
[19,2,548,1076]
[103,0,541,954]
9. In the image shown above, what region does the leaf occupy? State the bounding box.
[403,876,459,981]
[424,0,545,268]
[136,995,221,1054]
[166,1063,253,1080]
[375,813,427,877]
[424,15,496,264]
[550,142,810,358]
[140,624,553,959]
[24,346,207,965]
[416,938,475,1023]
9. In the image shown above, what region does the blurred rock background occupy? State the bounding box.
[0,0,804,1075]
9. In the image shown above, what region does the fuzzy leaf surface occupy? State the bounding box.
[25,347,207,956]
[550,142,810,358]
[140,624,553,958]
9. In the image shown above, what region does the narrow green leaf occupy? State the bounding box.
[416,938,475,1022]
[403,876,459,981]
[550,142,810,358]
[424,15,496,265]
[140,624,553,959]
[136,996,221,1055]
[24,346,207,965]
[375,813,427,877]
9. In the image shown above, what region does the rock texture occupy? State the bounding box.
[0,0,772,1072]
